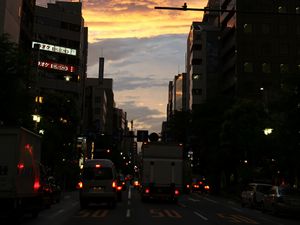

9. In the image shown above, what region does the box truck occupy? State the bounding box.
[0,127,42,218]
[140,142,183,202]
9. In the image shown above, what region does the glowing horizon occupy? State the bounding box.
[82,0,206,42]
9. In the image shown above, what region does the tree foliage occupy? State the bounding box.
[0,33,34,128]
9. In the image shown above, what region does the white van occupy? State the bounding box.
[79,159,118,208]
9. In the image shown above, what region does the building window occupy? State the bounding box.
[243,24,252,33]
[280,64,289,73]
[297,25,300,36]
[279,43,289,55]
[261,24,270,34]
[94,108,101,115]
[243,62,253,73]
[192,58,202,65]
[279,24,287,35]
[261,43,272,56]
[278,6,286,13]
[192,89,202,95]
[192,74,202,80]
[95,97,101,103]
[262,63,271,73]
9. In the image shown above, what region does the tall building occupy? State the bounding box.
[33,1,87,131]
[186,22,220,110]
[219,0,300,99]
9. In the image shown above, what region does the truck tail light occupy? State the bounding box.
[33,180,40,191]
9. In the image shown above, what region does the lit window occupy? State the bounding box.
[262,63,271,73]
[278,6,286,13]
[261,24,270,34]
[243,24,252,33]
[193,74,201,80]
[243,62,253,73]
[280,64,289,73]
[279,43,288,55]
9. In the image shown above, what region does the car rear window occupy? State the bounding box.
[82,167,113,180]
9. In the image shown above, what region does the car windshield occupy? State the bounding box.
[82,167,113,180]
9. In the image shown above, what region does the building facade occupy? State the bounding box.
[186,22,220,110]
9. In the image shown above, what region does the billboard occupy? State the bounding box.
[32,41,77,56]
[38,61,76,72]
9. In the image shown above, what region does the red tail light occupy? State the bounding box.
[117,186,122,191]
[145,188,150,194]
[112,181,117,188]
[33,180,40,191]
[17,163,25,169]
[204,185,210,190]
[175,189,180,195]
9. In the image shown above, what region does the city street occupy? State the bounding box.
[13,186,300,225]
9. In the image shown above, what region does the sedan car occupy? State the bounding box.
[262,185,300,215]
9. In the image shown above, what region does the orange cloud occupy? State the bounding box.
[82,0,207,42]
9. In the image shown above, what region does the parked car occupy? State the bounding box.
[241,182,272,208]
[261,185,300,215]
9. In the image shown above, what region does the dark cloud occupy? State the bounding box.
[87,34,186,92]
[118,101,164,132]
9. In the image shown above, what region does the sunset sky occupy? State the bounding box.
[36,0,208,133]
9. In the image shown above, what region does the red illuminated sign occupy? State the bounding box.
[38,61,76,72]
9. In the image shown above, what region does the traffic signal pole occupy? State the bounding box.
[154,4,300,16]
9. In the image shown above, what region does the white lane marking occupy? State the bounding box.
[202,196,218,204]
[229,206,243,213]
[64,195,71,199]
[128,186,132,199]
[188,197,200,202]
[126,209,131,218]
[194,211,208,221]
[52,209,64,217]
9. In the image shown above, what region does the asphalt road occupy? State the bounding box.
[11,185,300,225]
